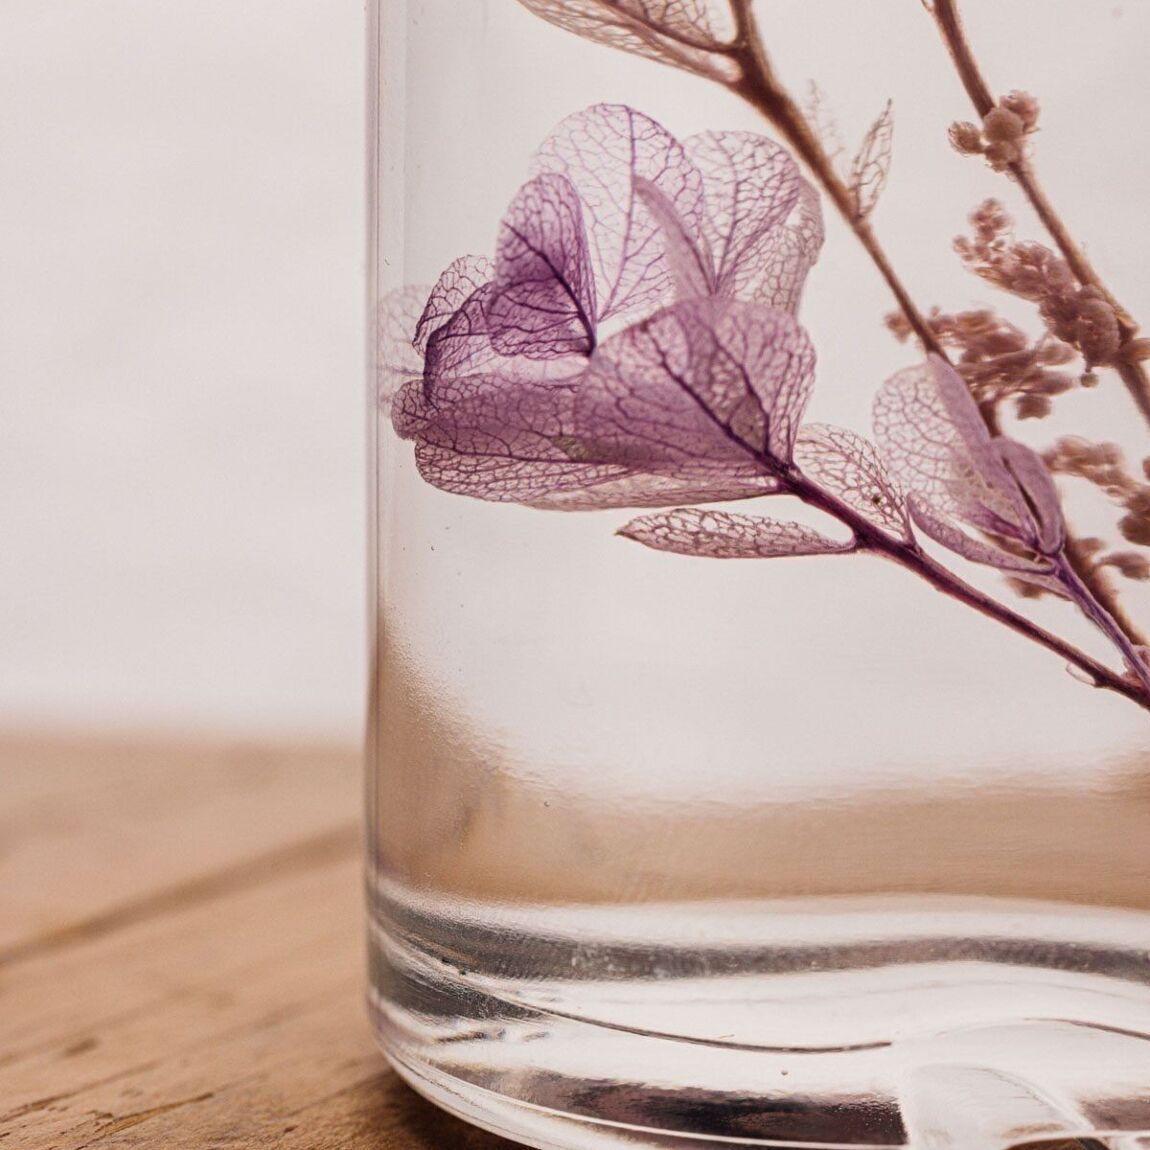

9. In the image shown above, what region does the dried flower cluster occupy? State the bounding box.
[955,200,1124,372]
[887,307,1076,421]
[948,90,1040,171]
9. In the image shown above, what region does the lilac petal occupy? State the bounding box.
[634,178,715,298]
[907,494,1053,575]
[487,173,598,360]
[684,131,803,299]
[995,438,1066,555]
[754,180,825,313]
[414,255,494,356]
[422,284,502,394]
[533,104,706,326]
[393,374,629,503]
[618,507,850,559]
[378,286,430,409]
[576,298,816,470]
[873,357,1032,541]
[794,423,911,540]
[528,471,780,511]
[514,1,738,82]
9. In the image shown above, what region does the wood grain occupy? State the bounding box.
[0,731,520,1149]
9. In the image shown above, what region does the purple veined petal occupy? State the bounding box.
[634,178,715,298]
[392,373,630,503]
[378,285,432,409]
[527,470,781,510]
[422,284,502,395]
[618,507,851,559]
[907,494,1053,575]
[684,131,803,300]
[487,172,598,360]
[995,438,1066,555]
[574,298,815,472]
[752,179,825,313]
[532,104,707,326]
[414,255,494,356]
[794,423,911,540]
[513,2,739,84]
[873,356,1033,542]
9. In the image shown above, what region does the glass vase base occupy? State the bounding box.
[369,889,1150,1150]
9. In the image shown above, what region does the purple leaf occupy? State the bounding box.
[618,507,851,559]
[378,286,431,409]
[634,178,715,298]
[874,356,1067,568]
[575,297,816,471]
[794,423,911,540]
[529,472,780,511]
[995,438,1066,555]
[907,494,1053,575]
[414,255,493,356]
[393,373,629,504]
[755,181,825,313]
[685,131,804,299]
[486,173,598,360]
[514,1,738,82]
[533,104,707,326]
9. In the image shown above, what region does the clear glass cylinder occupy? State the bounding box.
[367,3,1150,1146]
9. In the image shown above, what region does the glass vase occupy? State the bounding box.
[367,2,1150,1147]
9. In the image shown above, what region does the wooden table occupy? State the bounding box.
[4,732,1148,1149]
[0,731,518,1149]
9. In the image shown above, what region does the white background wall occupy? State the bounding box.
[1,1,365,736]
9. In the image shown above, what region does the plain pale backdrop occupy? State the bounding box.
[1,1,366,736]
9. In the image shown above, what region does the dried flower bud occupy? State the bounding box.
[948,121,984,155]
[984,140,1022,171]
[1101,551,1150,580]
[1081,370,1100,388]
[1015,393,1052,420]
[1000,90,1040,134]
[983,106,1025,144]
[1076,295,1122,367]
[1119,511,1150,547]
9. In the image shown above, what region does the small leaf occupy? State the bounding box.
[533,104,707,326]
[995,438,1066,555]
[685,131,804,299]
[848,100,893,221]
[907,494,1054,576]
[803,82,847,174]
[619,507,851,559]
[487,172,598,359]
[414,256,493,356]
[378,286,431,408]
[794,423,910,539]
[575,297,816,469]
[514,0,738,82]
[754,181,825,314]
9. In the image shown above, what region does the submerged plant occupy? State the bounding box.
[381,102,1150,713]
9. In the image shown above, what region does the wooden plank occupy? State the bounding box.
[0,733,520,1149]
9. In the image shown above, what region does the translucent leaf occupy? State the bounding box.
[848,100,893,221]
[794,423,911,540]
[392,373,628,504]
[634,178,714,298]
[995,438,1066,555]
[529,472,780,511]
[685,131,804,299]
[873,356,1037,545]
[575,297,816,470]
[378,286,430,409]
[619,507,851,559]
[487,173,598,359]
[515,0,738,82]
[908,494,1054,576]
[414,255,493,356]
[532,104,707,326]
[754,181,825,313]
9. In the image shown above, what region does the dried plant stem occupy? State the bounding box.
[930,0,1150,418]
[781,466,1150,712]
[722,0,1146,654]
[926,0,1150,645]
